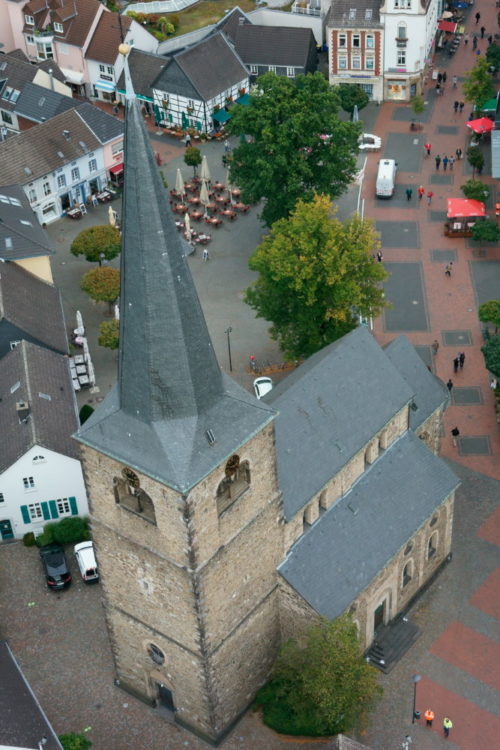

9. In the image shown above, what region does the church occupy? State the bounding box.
[76,51,459,745]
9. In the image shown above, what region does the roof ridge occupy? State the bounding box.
[19,341,37,447]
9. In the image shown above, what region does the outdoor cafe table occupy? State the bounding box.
[205,202,217,212]
[196,233,212,244]
[190,210,203,221]
[173,203,188,214]
[215,195,229,205]
[66,207,82,219]
[184,182,197,193]
[205,216,222,227]
[96,191,112,203]
[213,182,225,191]
[231,188,241,198]
[220,209,236,220]
[188,196,201,205]
[234,202,250,213]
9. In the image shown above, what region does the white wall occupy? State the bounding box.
[0,445,89,540]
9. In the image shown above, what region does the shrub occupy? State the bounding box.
[59,733,92,750]
[153,31,167,41]
[98,318,120,350]
[472,218,500,242]
[461,179,490,202]
[169,13,180,27]
[79,404,95,425]
[36,522,57,547]
[482,334,500,377]
[23,532,36,547]
[52,517,90,545]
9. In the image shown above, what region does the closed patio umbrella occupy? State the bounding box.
[226,171,234,204]
[184,211,192,239]
[175,168,185,197]
[200,155,211,183]
[199,180,210,216]
[352,104,359,122]
[108,204,116,227]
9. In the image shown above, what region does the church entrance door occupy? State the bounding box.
[373,601,386,634]
[156,682,175,718]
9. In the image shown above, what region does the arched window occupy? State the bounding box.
[216,455,250,515]
[402,560,413,587]
[113,467,156,524]
[147,643,165,666]
[427,532,438,559]
[430,514,438,527]
[404,542,413,555]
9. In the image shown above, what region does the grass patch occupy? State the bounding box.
[168,1,257,36]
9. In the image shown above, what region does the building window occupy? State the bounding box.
[99,64,105,73]
[28,188,37,203]
[26,35,35,44]
[394,0,399,6]
[43,181,51,196]
[268,65,276,73]
[430,514,438,527]
[0,493,4,502]
[216,455,250,516]
[54,22,63,32]
[249,64,258,73]
[404,542,413,555]
[57,174,66,188]
[352,34,360,48]
[397,50,406,66]
[23,476,35,490]
[113,467,157,524]
[25,14,34,24]
[111,141,123,156]
[89,158,97,173]
[56,498,71,516]
[32,455,46,464]
[398,24,407,39]
[147,643,165,665]
[366,56,374,70]
[107,66,113,75]
[28,502,42,520]
[338,56,347,69]
[338,33,346,47]
[71,167,80,182]
[1,111,13,125]
[406,0,411,6]
[427,532,438,559]
[286,67,295,77]
[402,561,413,587]
[366,34,374,49]
[352,56,361,70]
[365,9,373,19]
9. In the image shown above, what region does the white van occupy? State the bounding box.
[74,541,99,584]
[376,159,397,198]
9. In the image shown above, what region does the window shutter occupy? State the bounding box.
[21,505,31,524]
[69,496,78,515]
[49,500,59,519]
[41,502,51,520]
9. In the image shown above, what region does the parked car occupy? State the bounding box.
[74,541,99,584]
[39,544,72,590]
[253,376,273,399]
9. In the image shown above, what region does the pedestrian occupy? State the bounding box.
[376,250,383,263]
[459,352,465,369]
[452,75,458,88]
[418,185,425,201]
[443,155,449,171]
[488,35,493,45]
[491,378,498,389]
[436,82,441,96]
[224,139,230,153]
[406,187,413,201]
[451,427,460,446]
[476,49,481,56]
[454,100,459,113]
[480,26,485,39]
[449,155,455,170]
[432,339,439,354]
[427,190,434,204]
[435,154,441,170]
[447,379,453,392]
[456,146,462,159]
[424,708,435,727]
[473,35,478,50]
[424,142,431,156]
[442,71,447,84]
[185,132,191,147]
[464,33,469,46]
[445,261,453,276]
[453,356,459,372]
[475,11,481,24]
[202,248,210,261]
[437,72,443,84]
[459,101,464,113]
[443,717,453,738]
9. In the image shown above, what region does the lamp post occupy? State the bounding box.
[225,326,233,372]
[411,674,421,723]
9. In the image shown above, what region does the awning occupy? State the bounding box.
[466,117,494,134]
[213,109,231,123]
[438,20,457,32]
[109,163,123,176]
[235,93,251,106]
[117,88,153,103]
[95,80,116,93]
[482,97,498,113]
[60,68,84,85]
[447,198,486,218]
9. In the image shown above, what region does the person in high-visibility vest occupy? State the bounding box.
[424,708,435,727]
[443,717,453,737]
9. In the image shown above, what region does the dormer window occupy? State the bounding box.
[25,14,34,25]
[54,22,63,33]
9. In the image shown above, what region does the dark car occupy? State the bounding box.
[39,544,72,590]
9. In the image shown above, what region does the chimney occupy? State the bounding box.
[48,68,54,91]
[16,400,30,422]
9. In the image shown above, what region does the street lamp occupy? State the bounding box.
[225,326,233,372]
[411,674,421,723]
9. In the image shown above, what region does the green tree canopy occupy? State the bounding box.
[467,145,485,177]
[410,94,425,116]
[59,733,92,750]
[98,318,120,350]
[472,218,500,242]
[245,194,387,359]
[486,42,500,73]
[184,145,202,175]
[462,57,495,109]
[461,179,490,202]
[479,300,500,331]
[255,615,382,736]
[81,266,120,310]
[227,73,361,226]
[70,225,121,264]
[481,335,500,377]
[335,83,369,114]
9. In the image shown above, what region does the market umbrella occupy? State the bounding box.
[200,180,210,216]
[466,117,494,134]
[108,204,116,227]
[200,154,211,183]
[184,211,191,239]
[175,168,185,197]
[226,171,234,204]
[352,104,359,123]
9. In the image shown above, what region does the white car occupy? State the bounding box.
[74,541,99,584]
[359,133,382,152]
[253,376,273,400]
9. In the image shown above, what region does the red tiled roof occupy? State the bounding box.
[85,12,132,63]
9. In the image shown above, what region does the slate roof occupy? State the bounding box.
[278,430,459,620]
[0,184,54,260]
[0,341,79,474]
[384,336,449,430]
[265,326,414,520]
[0,640,63,749]
[0,52,63,112]
[116,48,168,101]
[85,12,132,64]
[215,6,251,42]
[327,0,382,28]
[232,24,316,67]
[76,62,275,494]
[155,32,248,102]
[75,102,124,144]
[0,261,68,354]
[14,81,78,123]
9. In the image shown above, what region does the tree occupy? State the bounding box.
[478,300,500,332]
[481,335,500,378]
[245,195,388,360]
[486,42,500,73]
[461,179,490,202]
[70,225,121,265]
[227,73,361,226]
[98,318,120,350]
[410,94,425,119]
[255,615,382,736]
[184,145,202,175]
[471,218,500,242]
[335,83,369,114]
[59,733,92,750]
[462,57,495,109]
[467,145,485,178]
[81,266,120,311]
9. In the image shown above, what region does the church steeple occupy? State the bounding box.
[76,46,275,492]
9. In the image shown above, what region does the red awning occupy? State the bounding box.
[447,198,486,218]
[438,20,457,32]
[109,163,123,175]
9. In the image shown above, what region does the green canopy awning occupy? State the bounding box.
[235,93,251,106]
[213,109,231,123]
[482,97,498,112]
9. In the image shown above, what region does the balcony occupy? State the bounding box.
[34,29,54,43]
[292,1,321,17]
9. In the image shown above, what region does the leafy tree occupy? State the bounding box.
[245,195,387,360]
[70,225,121,265]
[81,266,120,311]
[472,218,500,242]
[486,42,500,73]
[98,318,120,350]
[410,94,425,118]
[255,615,382,736]
[461,179,490,202]
[227,72,361,226]
[462,57,495,109]
[467,145,485,177]
[335,83,369,114]
[479,300,500,332]
[481,335,500,377]
[184,145,202,175]
[59,732,92,750]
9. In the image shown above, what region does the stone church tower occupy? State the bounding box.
[76,57,283,744]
